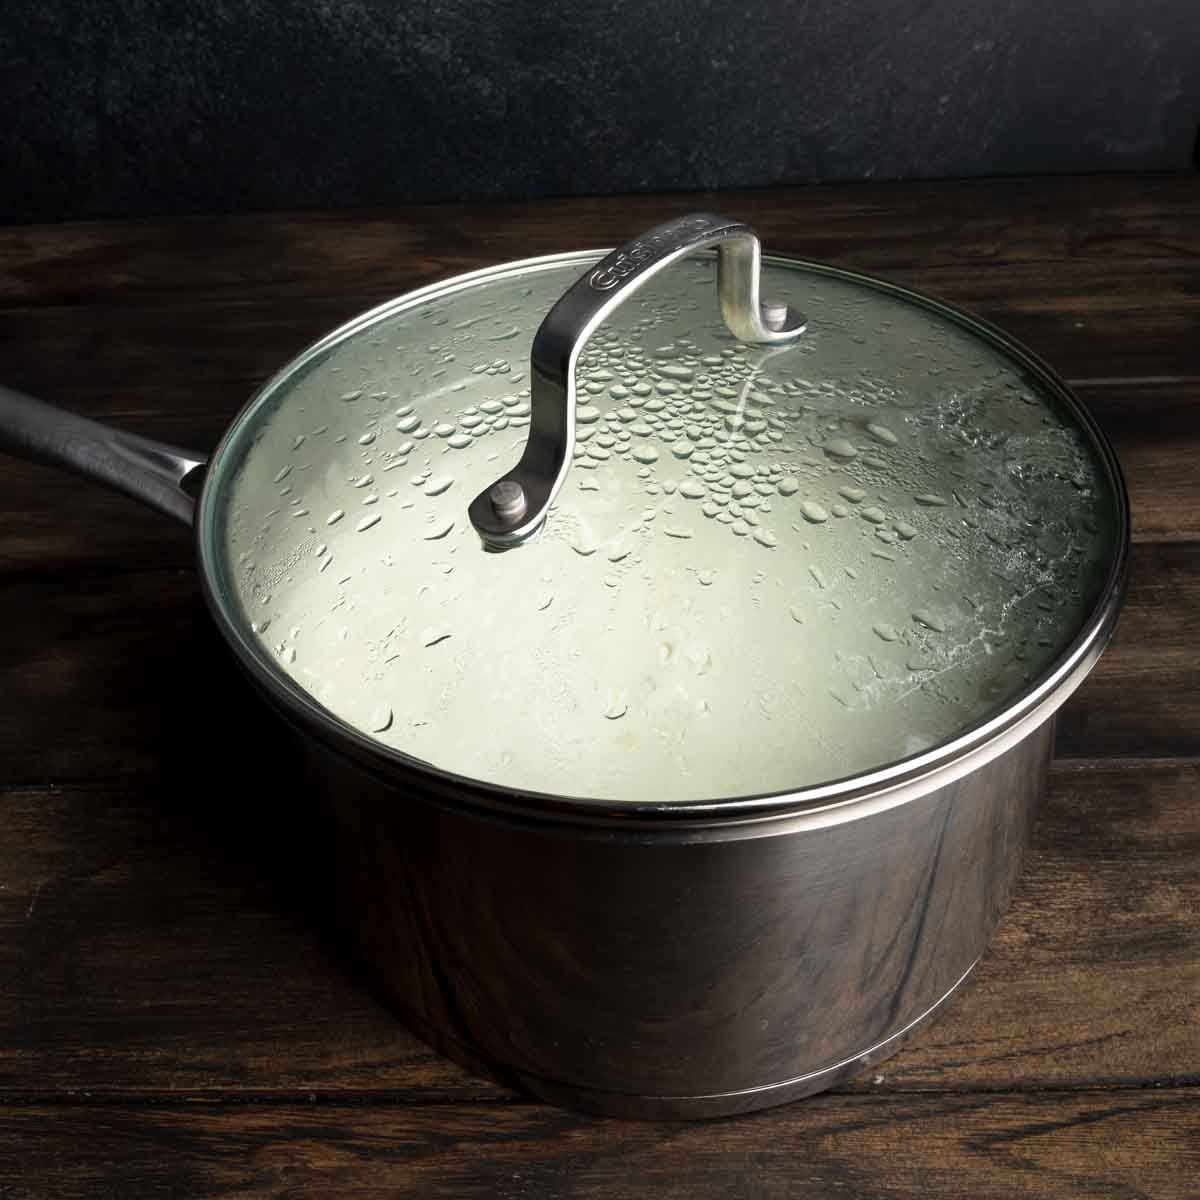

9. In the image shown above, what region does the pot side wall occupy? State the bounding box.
[308,721,1050,1118]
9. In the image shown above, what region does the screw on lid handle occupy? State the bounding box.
[467,213,806,549]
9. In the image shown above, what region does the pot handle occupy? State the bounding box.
[0,384,208,527]
[468,212,806,548]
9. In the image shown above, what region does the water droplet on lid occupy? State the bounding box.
[356,513,381,532]
[861,506,886,524]
[698,570,714,586]
[340,390,363,403]
[753,529,778,548]
[396,415,421,433]
[790,606,805,623]
[913,609,946,632]
[326,509,345,525]
[423,630,452,648]
[632,445,659,464]
[839,486,866,503]
[915,493,949,507]
[577,405,601,425]
[273,465,292,483]
[604,695,628,720]
[777,477,800,496]
[824,437,858,459]
[358,431,376,446]
[424,475,454,496]
[866,423,898,445]
[537,594,553,611]
[895,521,918,539]
[369,704,393,732]
[800,501,829,523]
[873,623,900,642]
[424,519,455,540]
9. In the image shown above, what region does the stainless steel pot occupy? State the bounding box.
[0,214,1129,1118]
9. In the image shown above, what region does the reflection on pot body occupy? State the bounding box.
[315,719,1049,1118]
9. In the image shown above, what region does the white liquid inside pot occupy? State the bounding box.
[213,257,1117,803]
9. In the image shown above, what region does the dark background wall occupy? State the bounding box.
[2,0,1197,224]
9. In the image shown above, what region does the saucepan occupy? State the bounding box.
[0,214,1128,1118]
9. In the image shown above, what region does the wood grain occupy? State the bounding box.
[1,761,1196,1100]
[0,378,1193,576]
[1,175,1196,310]
[0,1090,1196,1200]
[0,175,1197,1195]
[0,540,1193,784]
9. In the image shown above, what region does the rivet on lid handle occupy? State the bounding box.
[467,213,807,549]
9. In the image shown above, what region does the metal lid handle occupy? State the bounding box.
[468,212,806,548]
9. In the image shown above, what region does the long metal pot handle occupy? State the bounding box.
[0,383,208,526]
[468,211,807,549]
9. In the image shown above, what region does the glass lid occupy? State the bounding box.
[202,221,1121,806]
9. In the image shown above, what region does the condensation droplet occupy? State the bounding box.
[824,437,858,460]
[913,609,946,632]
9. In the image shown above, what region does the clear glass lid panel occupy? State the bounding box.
[208,255,1120,803]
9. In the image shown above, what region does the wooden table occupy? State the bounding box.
[1,175,1197,1197]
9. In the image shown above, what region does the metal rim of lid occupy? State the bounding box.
[193,249,1132,832]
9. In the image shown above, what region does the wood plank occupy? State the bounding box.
[1,258,1197,420]
[0,1090,1195,1199]
[0,541,1192,786]
[1,175,1197,311]
[1,759,1196,1100]
[1054,542,1200,762]
[1076,381,1200,545]
[0,379,1193,577]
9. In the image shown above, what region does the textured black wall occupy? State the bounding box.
[2,0,1197,223]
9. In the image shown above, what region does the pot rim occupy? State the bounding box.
[194,248,1131,830]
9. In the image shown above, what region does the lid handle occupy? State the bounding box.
[468,212,806,548]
